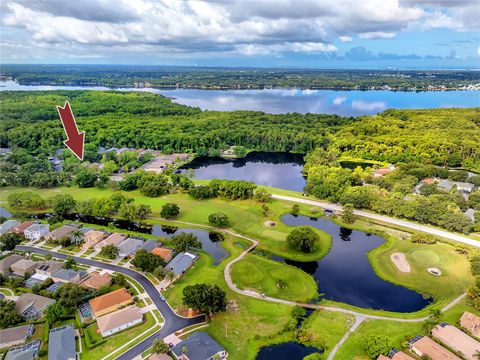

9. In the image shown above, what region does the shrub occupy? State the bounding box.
[410,233,437,244]
[362,335,392,359]
[208,212,229,227]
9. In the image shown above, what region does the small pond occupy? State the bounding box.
[256,342,322,360]
[181,151,306,192]
[30,213,228,264]
[0,207,12,218]
[276,214,432,312]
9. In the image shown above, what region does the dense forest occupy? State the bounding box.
[1,91,479,171]
[2,64,479,90]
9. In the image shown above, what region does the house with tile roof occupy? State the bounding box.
[432,322,480,360]
[11,221,35,236]
[89,288,133,317]
[151,247,173,263]
[460,311,480,338]
[79,272,112,291]
[82,230,108,250]
[96,305,143,337]
[408,335,460,360]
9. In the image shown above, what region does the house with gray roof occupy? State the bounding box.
[438,179,455,191]
[117,237,144,257]
[141,239,161,252]
[165,252,197,278]
[15,293,55,321]
[456,182,475,193]
[0,254,24,275]
[172,332,227,360]
[46,224,78,242]
[52,269,85,284]
[48,324,76,360]
[0,220,21,235]
[0,324,34,349]
[5,339,41,360]
[35,261,64,277]
[23,223,50,241]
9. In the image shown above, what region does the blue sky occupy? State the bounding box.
[1,0,479,69]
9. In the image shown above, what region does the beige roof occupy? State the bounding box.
[96,233,126,248]
[11,259,37,271]
[460,312,480,338]
[83,230,107,248]
[15,293,55,314]
[411,336,460,360]
[0,254,24,274]
[47,225,77,240]
[149,354,172,360]
[377,356,389,360]
[0,324,32,347]
[79,272,112,290]
[432,324,480,360]
[391,351,416,360]
[96,305,143,335]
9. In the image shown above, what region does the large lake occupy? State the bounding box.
[1,80,478,116]
[181,152,306,192]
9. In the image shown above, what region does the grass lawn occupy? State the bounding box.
[230,254,318,302]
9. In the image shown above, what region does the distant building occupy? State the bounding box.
[96,305,143,337]
[165,252,197,278]
[23,223,50,241]
[52,269,84,284]
[11,259,38,277]
[432,322,480,360]
[5,339,41,360]
[171,332,227,360]
[46,224,77,242]
[117,237,144,257]
[79,272,112,291]
[0,220,21,235]
[0,254,24,275]
[48,324,76,360]
[151,247,174,263]
[89,288,133,318]
[141,154,190,174]
[15,293,55,321]
[11,221,36,236]
[408,335,460,360]
[94,233,126,251]
[0,324,34,349]
[461,311,480,338]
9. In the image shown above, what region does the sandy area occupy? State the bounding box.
[264,220,276,227]
[391,252,411,273]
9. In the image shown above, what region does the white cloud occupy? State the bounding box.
[352,100,387,111]
[477,46,480,57]
[359,32,396,39]
[339,36,352,43]
[333,96,347,105]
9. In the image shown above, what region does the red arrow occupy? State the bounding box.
[56,100,85,161]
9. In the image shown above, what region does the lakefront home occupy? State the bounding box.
[408,335,460,360]
[460,311,480,338]
[172,332,228,360]
[23,223,50,241]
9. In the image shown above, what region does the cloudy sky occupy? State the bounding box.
[1,0,479,68]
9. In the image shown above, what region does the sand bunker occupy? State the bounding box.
[428,267,442,276]
[264,220,276,227]
[391,252,411,273]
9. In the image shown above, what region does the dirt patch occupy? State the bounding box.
[391,252,411,273]
[264,220,276,227]
[428,267,442,276]
[177,307,202,318]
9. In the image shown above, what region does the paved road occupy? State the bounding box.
[16,246,205,360]
[272,194,480,248]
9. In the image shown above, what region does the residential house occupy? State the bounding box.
[0,254,24,275]
[149,354,172,360]
[46,224,77,242]
[79,272,112,291]
[151,247,173,263]
[35,261,64,277]
[141,239,161,252]
[89,288,133,318]
[408,335,460,360]
[5,340,41,360]
[438,179,455,191]
[23,224,50,241]
[465,209,476,222]
[117,237,144,257]
[15,293,55,320]
[460,311,480,338]
[165,252,197,278]
[48,325,76,360]
[11,259,38,277]
[52,269,84,284]
[94,233,126,251]
[11,221,35,236]
[456,182,475,193]
[96,305,143,337]
[172,332,228,360]
[377,350,415,360]
[0,324,34,349]
[432,322,480,360]
[371,165,395,178]
[82,230,108,250]
[0,220,21,235]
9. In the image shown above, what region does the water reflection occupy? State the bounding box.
[256,342,322,360]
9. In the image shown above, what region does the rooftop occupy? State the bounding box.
[410,335,460,360]
[52,269,84,282]
[432,323,480,360]
[172,332,225,360]
[166,252,197,276]
[0,254,24,274]
[89,288,132,316]
[12,221,35,234]
[0,325,33,347]
[15,293,55,314]
[47,224,77,240]
[79,272,112,290]
[48,324,76,360]
[96,305,143,335]
[24,223,49,233]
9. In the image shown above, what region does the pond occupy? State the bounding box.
[181,151,306,192]
[256,342,322,360]
[0,207,12,219]
[276,214,432,312]
[29,213,228,264]
[2,80,478,116]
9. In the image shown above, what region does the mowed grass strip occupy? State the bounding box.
[230,254,318,302]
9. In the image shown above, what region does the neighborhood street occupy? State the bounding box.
[15,245,205,360]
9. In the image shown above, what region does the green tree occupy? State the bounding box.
[152,339,170,354]
[182,284,227,319]
[0,300,23,329]
[303,353,323,360]
[0,232,24,251]
[292,204,300,215]
[132,249,165,272]
[50,194,76,216]
[287,226,319,253]
[171,233,201,252]
[362,335,392,359]
[64,257,76,269]
[75,168,98,188]
[99,245,119,259]
[208,212,229,227]
[44,303,63,324]
[160,203,180,219]
[55,283,86,311]
[342,203,355,224]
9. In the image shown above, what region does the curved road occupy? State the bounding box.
[16,245,205,360]
[272,194,480,248]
